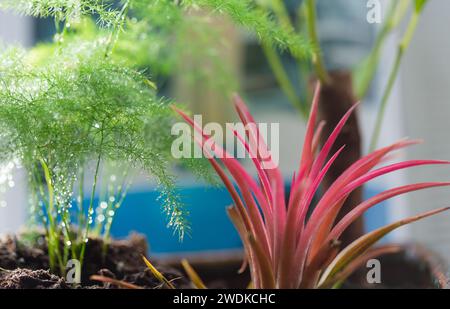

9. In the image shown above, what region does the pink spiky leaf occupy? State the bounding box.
[172,106,272,258]
[308,182,450,269]
[277,145,346,287]
[328,182,450,242]
[318,207,450,287]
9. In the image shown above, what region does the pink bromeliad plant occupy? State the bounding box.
[173,84,450,289]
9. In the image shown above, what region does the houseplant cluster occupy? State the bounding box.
[0,0,448,289]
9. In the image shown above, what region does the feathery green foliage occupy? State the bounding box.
[0,42,187,273]
[119,0,239,94]
[182,0,313,59]
[2,0,313,63]
[0,0,119,26]
[0,0,315,275]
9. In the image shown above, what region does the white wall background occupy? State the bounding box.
[398,0,450,263]
[0,11,32,233]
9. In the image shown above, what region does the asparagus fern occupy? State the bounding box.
[0,42,186,273]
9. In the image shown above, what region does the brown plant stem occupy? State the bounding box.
[315,71,364,248]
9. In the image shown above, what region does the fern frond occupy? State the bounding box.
[0,42,189,238]
[182,0,313,59]
[0,0,119,26]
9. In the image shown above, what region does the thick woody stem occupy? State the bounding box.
[316,71,365,248]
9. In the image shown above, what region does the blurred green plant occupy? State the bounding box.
[0,0,120,26]
[369,0,429,151]
[1,0,429,146]
[202,0,428,151]
[0,42,186,273]
[0,0,316,276]
[1,0,313,91]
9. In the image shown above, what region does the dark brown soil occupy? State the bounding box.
[0,232,191,289]
[0,269,68,289]
[1,232,447,289]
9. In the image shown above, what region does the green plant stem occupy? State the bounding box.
[29,165,49,234]
[369,11,421,152]
[104,0,130,58]
[261,42,306,117]
[29,167,56,269]
[356,0,410,99]
[77,167,85,240]
[61,210,77,261]
[305,0,330,84]
[40,159,65,275]
[296,3,314,112]
[79,130,104,267]
[271,0,294,30]
[254,1,305,116]
[101,178,132,258]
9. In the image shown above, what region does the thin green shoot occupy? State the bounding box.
[370,2,425,151]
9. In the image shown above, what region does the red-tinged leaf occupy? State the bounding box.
[306,197,347,265]
[304,140,419,230]
[238,254,249,274]
[228,123,273,211]
[271,179,286,275]
[234,172,272,258]
[233,94,275,173]
[311,120,326,155]
[299,244,340,289]
[174,96,450,290]
[228,124,275,249]
[208,158,270,262]
[212,155,273,260]
[344,160,450,197]
[310,182,450,270]
[206,154,251,228]
[328,182,450,242]
[307,143,412,265]
[327,140,423,197]
[173,105,270,220]
[248,233,276,289]
[233,95,286,256]
[90,275,143,289]
[297,146,346,231]
[232,98,284,231]
[173,106,272,257]
[299,118,409,267]
[305,158,449,262]
[317,245,402,289]
[277,146,346,287]
[309,183,450,268]
[311,140,421,217]
[298,83,321,175]
[233,94,257,129]
[308,103,359,182]
[171,105,196,128]
[311,160,450,239]
[318,207,450,286]
[227,206,262,289]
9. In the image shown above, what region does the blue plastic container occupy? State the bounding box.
[109,183,388,254]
